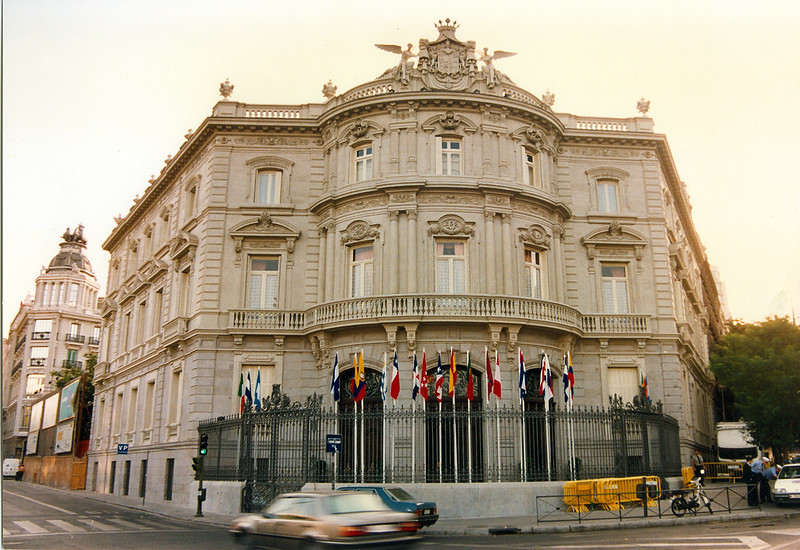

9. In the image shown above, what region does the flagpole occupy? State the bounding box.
[543,351,552,482]
[383,352,387,484]
[466,351,472,483]
[411,351,417,483]
[451,348,458,484]
[438,399,442,483]
[495,349,501,482]
[519,348,526,482]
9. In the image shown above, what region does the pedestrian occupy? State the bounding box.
[691,449,705,483]
[759,458,774,503]
[763,463,781,504]
[751,455,766,503]
[15,463,24,481]
[743,456,758,506]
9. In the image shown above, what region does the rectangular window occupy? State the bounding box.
[179,269,192,317]
[597,180,619,213]
[355,146,373,181]
[185,185,197,221]
[152,289,163,334]
[136,301,147,344]
[33,319,53,338]
[139,459,148,498]
[436,241,466,293]
[109,461,117,494]
[143,380,155,430]
[608,366,639,404]
[440,139,461,175]
[90,325,101,345]
[350,245,374,297]
[524,151,537,187]
[247,257,280,309]
[122,460,131,496]
[123,312,132,350]
[113,392,124,435]
[524,249,543,299]
[168,370,182,425]
[96,398,105,440]
[601,264,630,313]
[256,170,282,203]
[127,386,138,434]
[69,323,80,337]
[66,349,77,364]
[68,283,79,305]
[30,346,48,366]
[21,405,31,429]
[164,458,174,501]
[26,374,45,395]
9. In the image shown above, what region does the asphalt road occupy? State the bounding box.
[3,480,800,549]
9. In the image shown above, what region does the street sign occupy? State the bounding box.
[117,444,129,455]
[326,434,342,454]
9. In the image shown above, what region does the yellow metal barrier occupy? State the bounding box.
[563,476,662,511]
[705,461,743,482]
[682,466,694,488]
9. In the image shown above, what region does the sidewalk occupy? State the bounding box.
[27,483,800,536]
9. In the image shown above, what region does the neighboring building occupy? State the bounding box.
[90,22,724,509]
[2,226,102,460]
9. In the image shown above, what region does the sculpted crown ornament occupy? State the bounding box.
[375,20,515,92]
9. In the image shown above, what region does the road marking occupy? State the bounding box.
[3,528,10,537]
[105,517,145,529]
[522,537,770,549]
[13,521,48,534]
[47,519,87,533]
[76,518,121,531]
[4,490,76,515]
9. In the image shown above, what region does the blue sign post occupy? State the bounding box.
[326,434,342,491]
[117,444,129,455]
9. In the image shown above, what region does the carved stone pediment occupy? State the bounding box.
[581,222,647,260]
[519,224,551,249]
[341,220,380,244]
[428,214,475,237]
[230,213,302,256]
[169,231,198,261]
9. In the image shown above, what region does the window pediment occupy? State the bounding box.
[169,231,198,261]
[519,224,551,250]
[341,220,380,245]
[421,112,478,134]
[581,221,647,260]
[428,214,475,237]
[230,211,301,258]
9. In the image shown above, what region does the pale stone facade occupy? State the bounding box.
[3,228,102,459]
[89,22,724,509]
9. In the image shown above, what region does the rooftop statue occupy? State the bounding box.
[375,43,416,85]
[62,224,87,245]
[219,78,234,99]
[479,47,516,88]
[637,97,651,116]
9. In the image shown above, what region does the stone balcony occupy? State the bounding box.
[228,294,651,338]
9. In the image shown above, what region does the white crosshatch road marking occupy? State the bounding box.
[422,535,774,550]
[76,518,121,531]
[13,520,48,534]
[106,517,145,529]
[47,519,87,532]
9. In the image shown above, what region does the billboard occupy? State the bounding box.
[42,394,59,429]
[29,400,43,432]
[58,377,80,422]
[54,422,74,454]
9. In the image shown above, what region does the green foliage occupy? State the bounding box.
[51,352,96,406]
[710,317,800,462]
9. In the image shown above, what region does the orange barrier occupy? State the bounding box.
[682,466,694,488]
[562,480,595,512]
[705,461,743,482]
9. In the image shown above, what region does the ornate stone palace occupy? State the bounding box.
[89,21,725,509]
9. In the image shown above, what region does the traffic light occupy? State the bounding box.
[192,456,201,480]
[199,433,208,456]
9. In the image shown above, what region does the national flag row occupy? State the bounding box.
[329,349,578,405]
[237,368,264,414]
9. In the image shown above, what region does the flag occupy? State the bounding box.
[466,351,474,401]
[518,348,527,399]
[493,349,502,399]
[539,352,553,401]
[563,352,574,404]
[485,346,494,399]
[254,369,262,411]
[381,352,388,402]
[330,353,340,403]
[411,352,420,400]
[641,373,648,398]
[391,349,400,400]
[245,371,253,408]
[448,348,457,397]
[434,353,444,403]
[237,372,245,414]
[419,351,429,400]
[354,351,366,403]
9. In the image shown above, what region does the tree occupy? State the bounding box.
[710,317,800,463]
[50,352,96,444]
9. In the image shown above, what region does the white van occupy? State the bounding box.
[3,458,20,479]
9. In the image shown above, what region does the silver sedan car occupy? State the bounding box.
[230,491,422,549]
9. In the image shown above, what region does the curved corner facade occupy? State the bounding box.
[89,24,724,509]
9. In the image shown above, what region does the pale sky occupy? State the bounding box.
[3,0,799,336]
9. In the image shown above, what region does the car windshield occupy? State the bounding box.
[779,467,800,479]
[385,488,415,501]
[325,493,389,514]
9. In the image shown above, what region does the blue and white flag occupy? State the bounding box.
[518,348,527,399]
[411,352,420,400]
[380,352,388,401]
[245,371,253,407]
[330,353,340,403]
[563,352,574,405]
[539,352,553,401]
[254,369,262,411]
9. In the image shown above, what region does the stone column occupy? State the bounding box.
[317,225,327,302]
[485,211,497,293]
[389,211,399,294]
[501,213,514,295]
[553,225,565,302]
[399,211,408,291]
[408,210,417,293]
[325,222,336,302]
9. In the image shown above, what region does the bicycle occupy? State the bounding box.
[670,470,713,517]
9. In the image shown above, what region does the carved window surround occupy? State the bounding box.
[427,214,475,237]
[581,221,648,274]
[585,167,631,215]
[340,220,381,245]
[246,155,294,205]
[230,212,301,268]
[518,224,552,250]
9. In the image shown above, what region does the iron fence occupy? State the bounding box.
[199,396,681,511]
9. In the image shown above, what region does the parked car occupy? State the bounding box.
[2,458,20,479]
[337,486,438,527]
[230,491,421,548]
[774,463,800,506]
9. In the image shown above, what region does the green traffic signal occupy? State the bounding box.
[199,433,208,456]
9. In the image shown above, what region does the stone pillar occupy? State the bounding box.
[317,225,327,302]
[389,211,399,294]
[408,210,418,293]
[501,213,514,295]
[325,222,336,302]
[553,225,565,302]
[485,211,497,293]
[399,211,408,291]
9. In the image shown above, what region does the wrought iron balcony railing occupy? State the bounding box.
[61,360,83,369]
[64,334,86,344]
[31,332,50,340]
[87,336,101,346]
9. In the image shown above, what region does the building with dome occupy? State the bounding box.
[89,21,725,511]
[3,226,102,460]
